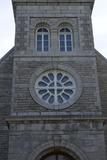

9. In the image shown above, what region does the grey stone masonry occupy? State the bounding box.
[0,48,14,160]
[9,0,106,159]
[96,50,107,157]
[7,116,106,160]
[12,0,95,5]
[0,49,14,116]
[14,4,94,55]
[0,0,107,160]
[11,57,101,114]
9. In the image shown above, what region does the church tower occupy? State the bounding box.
[0,0,107,160]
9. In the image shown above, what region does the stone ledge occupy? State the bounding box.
[4,115,107,131]
[5,115,107,123]
[12,0,95,14]
[12,0,94,3]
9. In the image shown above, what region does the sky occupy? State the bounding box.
[0,0,107,59]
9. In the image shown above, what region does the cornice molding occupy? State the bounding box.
[4,115,107,123]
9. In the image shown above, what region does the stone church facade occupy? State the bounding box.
[0,0,107,159]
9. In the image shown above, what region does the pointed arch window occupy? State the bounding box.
[36,28,49,52]
[59,28,73,52]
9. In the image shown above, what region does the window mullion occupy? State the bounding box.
[42,34,44,51]
[65,34,67,52]
[54,71,57,105]
[48,34,49,51]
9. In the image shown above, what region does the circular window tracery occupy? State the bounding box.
[34,70,76,108]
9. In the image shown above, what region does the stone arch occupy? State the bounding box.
[33,22,50,35]
[28,140,88,160]
[31,19,51,31]
[35,22,50,30]
[55,20,75,30]
[58,22,73,31]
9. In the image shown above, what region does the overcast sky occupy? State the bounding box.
[0,0,107,59]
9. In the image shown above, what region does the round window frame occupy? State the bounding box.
[29,65,82,110]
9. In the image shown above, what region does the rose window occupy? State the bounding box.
[34,70,76,108]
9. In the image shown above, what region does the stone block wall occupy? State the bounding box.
[96,50,107,157]
[0,48,14,160]
[0,49,14,115]
[11,56,101,116]
[14,4,94,56]
[96,51,107,116]
[0,121,9,160]
[8,119,106,160]
[2,1,106,160]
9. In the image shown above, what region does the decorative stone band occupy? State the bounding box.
[12,0,95,17]
[5,116,107,131]
[12,0,94,4]
[5,115,107,123]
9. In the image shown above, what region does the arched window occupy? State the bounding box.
[59,28,73,52]
[41,154,70,160]
[40,151,75,160]
[36,28,49,52]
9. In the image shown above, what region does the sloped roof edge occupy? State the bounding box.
[0,47,15,64]
[95,49,107,62]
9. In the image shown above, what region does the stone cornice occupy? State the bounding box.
[12,0,94,3]
[4,115,107,124]
[12,0,95,16]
